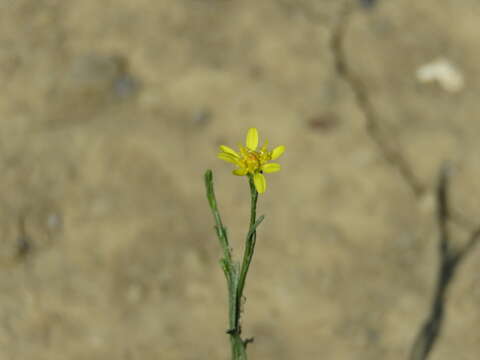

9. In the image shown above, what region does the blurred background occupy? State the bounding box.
[1,0,479,359]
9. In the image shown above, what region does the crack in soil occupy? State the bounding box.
[285,2,480,359]
[326,3,480,360]
[329,1,425,197]
[329,0,476,236]
[409,166,480,360]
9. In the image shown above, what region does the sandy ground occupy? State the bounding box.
[0,1,479,359]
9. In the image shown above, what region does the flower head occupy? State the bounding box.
[217,128,285,194]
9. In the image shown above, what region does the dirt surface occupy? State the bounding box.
[1,1,479,359]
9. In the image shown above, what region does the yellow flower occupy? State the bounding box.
[217,128,285,194]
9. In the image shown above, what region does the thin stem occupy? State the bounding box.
[249,176,258,228]
[235,176,260,329]
[204,170,233,265]
[230,335,247,360]
[204,170,236,331]
[204,171,263,360]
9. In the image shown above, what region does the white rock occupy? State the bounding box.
[416,57,464,92]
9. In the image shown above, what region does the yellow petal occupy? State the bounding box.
[233,168,248,176]
[261,140,269,150]
[271,145,285,160]
[246,128,259,151]
[218,152,238,164]
[262,163,281,173]
[219,145,239,158]
[253,173,266,194]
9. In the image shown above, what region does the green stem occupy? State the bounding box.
[204,170,236,331]
[235,176,259,327]
[204,171,263,360]
[230,334,248,360]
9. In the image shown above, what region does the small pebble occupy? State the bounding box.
[47,213,62,230]
[192,108,212,128]
[307,113,340,132]
[416,57,464,92]
[114,75,138,99]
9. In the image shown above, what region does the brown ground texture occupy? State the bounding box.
[1,0,479,359]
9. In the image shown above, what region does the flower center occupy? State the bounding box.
[239,146,271,174]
